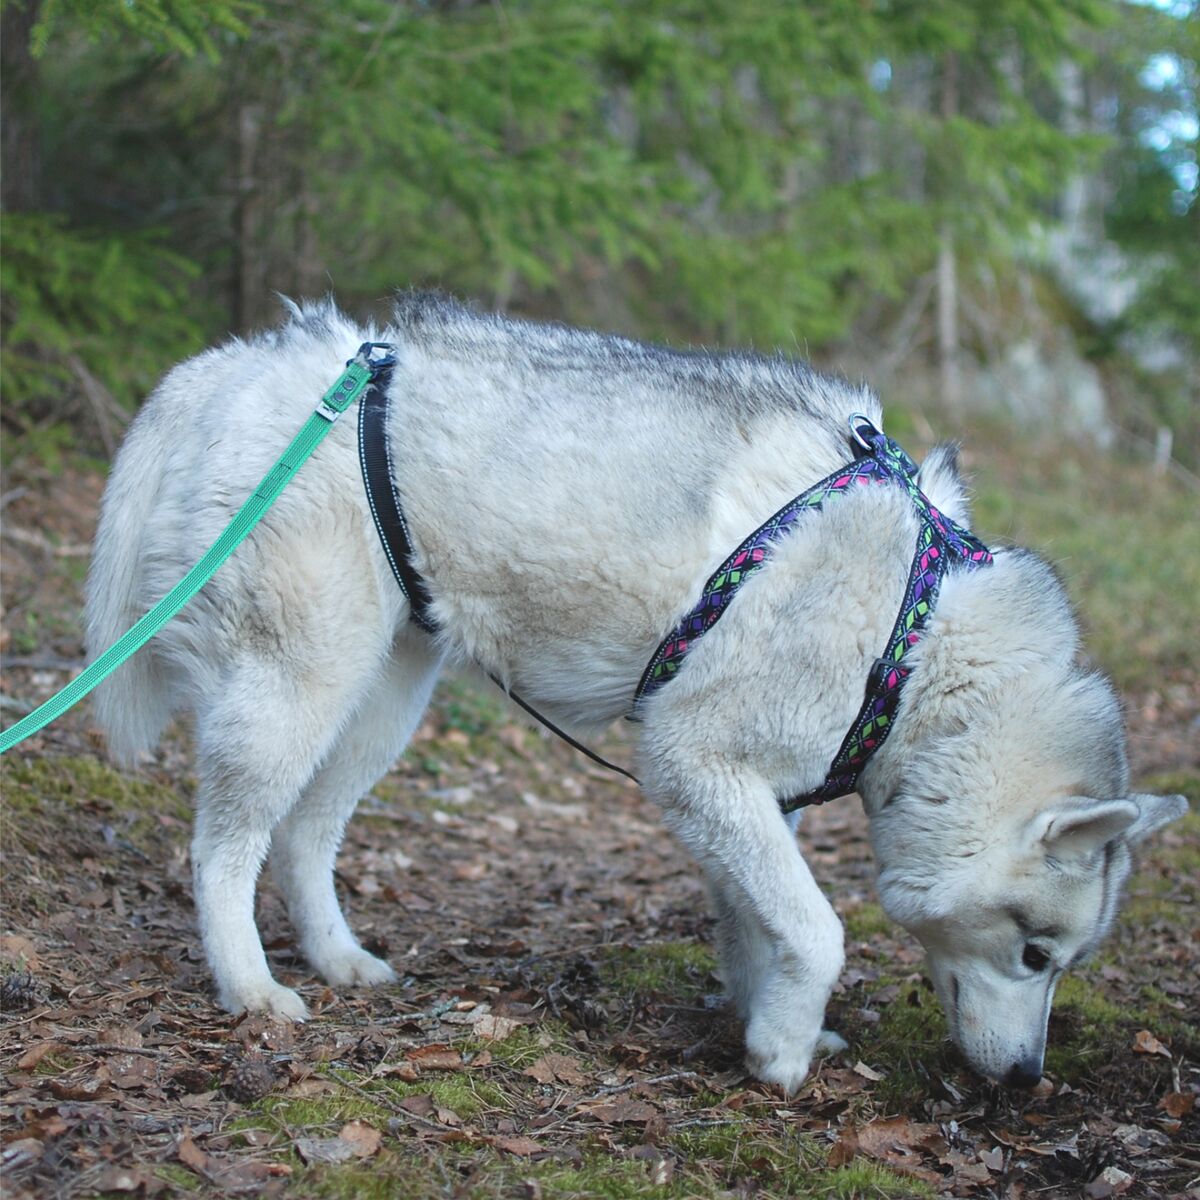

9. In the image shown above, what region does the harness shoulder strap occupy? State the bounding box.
[358,366,640,787]
[358,369,438,635]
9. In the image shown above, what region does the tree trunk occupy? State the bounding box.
[2,1,43,212]
[936,52,961,411]
[233,103,264,332]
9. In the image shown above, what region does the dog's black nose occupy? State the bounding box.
[1004,1059,1043,1089]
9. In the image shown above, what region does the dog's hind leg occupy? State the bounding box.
[191,632,392,1021]
[270,630,442,989]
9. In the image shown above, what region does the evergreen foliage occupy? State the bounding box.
[1,0,1195,459]
[0,214,203,432]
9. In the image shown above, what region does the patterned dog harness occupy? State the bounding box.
[360,383,992,812]
[632,416,993,810]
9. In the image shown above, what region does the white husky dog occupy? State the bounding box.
[86,294,1185,1091]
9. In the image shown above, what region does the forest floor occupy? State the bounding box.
[1,438,1197,1200]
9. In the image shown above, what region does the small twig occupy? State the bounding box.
[1,524,91,557]
[86,1043,172,1059]
[2,655,85,672]
[0,695,34,714]
[586,1069,699,1100]
[0,486,29,511]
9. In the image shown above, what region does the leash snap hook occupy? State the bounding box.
[352,341,398,372]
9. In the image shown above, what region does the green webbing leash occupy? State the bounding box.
[0,342,396,757]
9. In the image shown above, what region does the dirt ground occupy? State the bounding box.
[1,463,1197,1199]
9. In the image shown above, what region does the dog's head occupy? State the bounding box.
[860,492,1188,1085]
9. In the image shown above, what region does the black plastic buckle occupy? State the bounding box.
[352,341,398,373]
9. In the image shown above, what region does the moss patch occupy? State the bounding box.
[0,753,190,862]
[842,902,894,942]
[598,942,718,999]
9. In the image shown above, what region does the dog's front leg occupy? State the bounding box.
[659,774,845,1092]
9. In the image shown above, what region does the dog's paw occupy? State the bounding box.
[745,1020,816,1094]
[315,946,397,989]
[222,981,310,1023]
[814,1028,849,1057]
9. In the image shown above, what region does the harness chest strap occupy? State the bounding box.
[630,419,992,809]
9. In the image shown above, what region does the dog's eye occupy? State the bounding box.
[1022,944,1051,972]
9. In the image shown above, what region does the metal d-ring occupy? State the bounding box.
[848,412,880,451]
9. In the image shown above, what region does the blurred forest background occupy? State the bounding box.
[1,0,1197,471]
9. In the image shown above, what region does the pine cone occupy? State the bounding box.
[225,1056,277,1103]
[0,970,40,1012]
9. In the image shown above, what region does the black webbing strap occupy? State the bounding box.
[357,364,640,788]
[358,364,438,635]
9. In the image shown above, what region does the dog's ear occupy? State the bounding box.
[1122,792,1189,844]
[1026,798,1139,861]
[917,443,971,527]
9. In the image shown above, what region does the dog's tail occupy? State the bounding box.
[85,386,179,766]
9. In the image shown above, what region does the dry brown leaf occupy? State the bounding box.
[834,1117,943,1184]
[207,1158,288,1190]
[47,1074,108,1101]
[492,1135,544,1157]
[852,1060,884,1081]
[583,1099,657,1124]
[406,1043,463,1071]
[1158,1091,1194,1118]
[295,1136,358,1165]
[338,1121,383,1158]
[1,1139,44,1171]
[0,935,38,968]
[398,1093,436,1117]
[90,1167,164,1195]
[98,1023,144,1048]
[524,1053,588,1087]
[1131,1030,1170,1058]
[474,1014,522,1041]
[285,1076,338,1097]
[108,1053,156,1090]
[827,1127,858,1168]
[15,1040,66,1071]
[1085,1166,1134,1198]
[176,1134,208,1173]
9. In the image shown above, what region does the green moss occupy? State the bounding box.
[477,1020,576,1069]
[842,903,894,942]
[599,942,718,998]
[843,982,957,1110]
[152,1163,204,1192]
[434,677,509,739]
[248,1072,509,1139]
[672,1125,931,1198]
[0,755,189,824]
[380,1074,508,1119]
[284,1156,450,1200]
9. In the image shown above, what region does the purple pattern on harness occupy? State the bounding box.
[632,420,993,811]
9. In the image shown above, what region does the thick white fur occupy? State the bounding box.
[86,294,1186,1089]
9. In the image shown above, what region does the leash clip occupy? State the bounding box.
[351,341,398,372]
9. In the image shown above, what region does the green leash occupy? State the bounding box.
[0,342,396,757]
